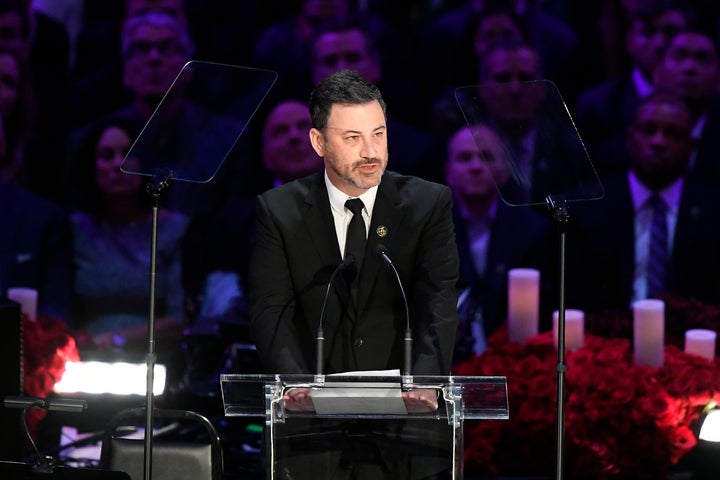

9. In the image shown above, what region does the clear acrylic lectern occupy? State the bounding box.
[220,374,508,479]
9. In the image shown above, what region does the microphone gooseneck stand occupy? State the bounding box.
[546,194,570,480]
[142,170,173,480]
[315,254,356,383]
[375,244,412,383]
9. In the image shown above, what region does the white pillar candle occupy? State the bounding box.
[7,287,38,322]
[633,299,665,367]
[684,329,716,360]
[553,309,584,352]
[507,268,540,344]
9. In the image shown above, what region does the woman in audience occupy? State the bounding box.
[68,117,189,374]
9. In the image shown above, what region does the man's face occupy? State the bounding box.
[312,29,381,85]
[654,32,720,105]
[627,98,695,189]
[95,126,143,196]
[122,23,189,101]
[625,10,688,77]
[309,100,388,196]
[445,126,509,202]
[478,47,544,125]
[262,100,321,183]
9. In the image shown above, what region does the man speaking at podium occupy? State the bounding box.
[248,70,459,479]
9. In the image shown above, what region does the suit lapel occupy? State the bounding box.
[302,174,342,266]
[356,175,403,311]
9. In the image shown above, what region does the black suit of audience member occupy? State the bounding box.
[0,181,73,323]
[566,92,720,314]
[574,1,697,176]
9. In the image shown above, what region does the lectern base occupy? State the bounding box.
[274,418,452,480]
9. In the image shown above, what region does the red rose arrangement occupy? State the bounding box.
[454,325,720,479]
[22,314,80,438]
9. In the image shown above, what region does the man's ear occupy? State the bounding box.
[309,128,325,157]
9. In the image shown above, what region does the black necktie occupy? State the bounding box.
[647,194,668,299]
[344,198,366,268]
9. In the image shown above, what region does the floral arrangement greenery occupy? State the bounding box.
[453,298,720,480]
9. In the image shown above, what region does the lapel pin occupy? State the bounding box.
[376,225,388,237]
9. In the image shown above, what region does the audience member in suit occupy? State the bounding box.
[446,39,592,207]
[566,92,720,314]
[0,0,70,139]
[308,15,441,182]
[653,28,720,186]
[445,123,555,364]
[0,1,70,202]
[248,70,459,478]
[574,1,697,176]
[0,181,73,323]
[67,0,190,130]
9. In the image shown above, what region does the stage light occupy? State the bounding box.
[54,361,166,396]
[699,407,720,443]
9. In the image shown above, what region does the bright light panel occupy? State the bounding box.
[699,409,720,442]
[54,361,166,395]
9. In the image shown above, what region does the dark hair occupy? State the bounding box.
[70,117,147,213]
[308,69,386,130]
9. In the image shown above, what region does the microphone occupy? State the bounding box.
[315,254,356,382]
[374,244,412,381]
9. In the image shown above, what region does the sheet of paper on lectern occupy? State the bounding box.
[311,369,407,415]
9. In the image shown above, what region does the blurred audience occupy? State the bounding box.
[0,180,73,323]
[652,28,720,185]
[567,92,720,313]
[418,0,580,101]
[575,1,697,175]
[445,123,554,364]
[66,10,245,220]
[68,117,189,378]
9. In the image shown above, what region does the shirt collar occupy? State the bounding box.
[628,171,683,211]
[324,170,379,217]
[632,66,655,99]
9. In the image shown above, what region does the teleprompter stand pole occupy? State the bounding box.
[546,194,570,480]
[143,170,172,480]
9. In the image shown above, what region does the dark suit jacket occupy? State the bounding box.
[453,200,556,352]
[248,171,459,375]
[574,74,641,176]
[690,95,720,186]
[566,175,720,312]
[0,183,74,322]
